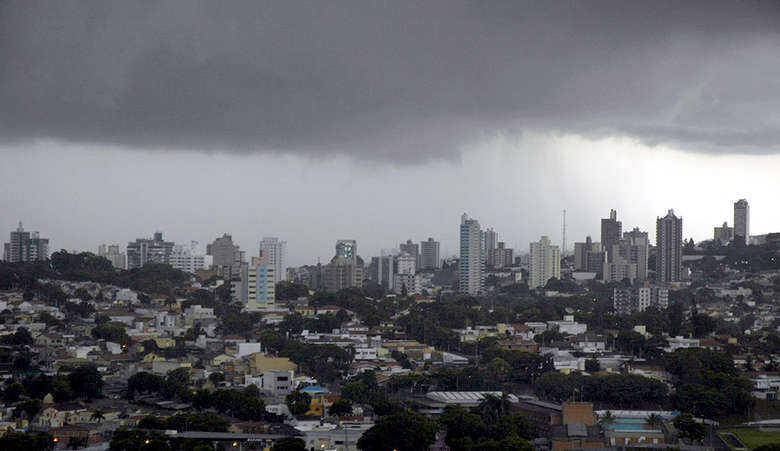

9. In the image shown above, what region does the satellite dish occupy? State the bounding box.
[565,307,574,314]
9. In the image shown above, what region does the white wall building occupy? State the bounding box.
[168,242,211,273]
[259,237,287,283]
[529,236,560,289]
[459,214,485,296]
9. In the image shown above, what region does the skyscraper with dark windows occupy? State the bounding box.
[656,210,682,283]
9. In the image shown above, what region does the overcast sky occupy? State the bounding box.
[2,1,780,265]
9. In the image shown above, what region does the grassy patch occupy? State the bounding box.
[723,429,780,449]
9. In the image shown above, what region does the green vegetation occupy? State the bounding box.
[535,372,668,407]
[357,410,438,451]
[724,429,780,450]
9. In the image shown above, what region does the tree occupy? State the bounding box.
[285,390,312,416]
[598,411,615,425]
[673,413,705,442]
[90,410,105,423]
[270,437,307,451]
[329,398,353,417]
[208,372,225,386]
[109,429,170,451]
[68,365,104,399]
[646,413,664,428]
[0,431,54,450]
[67,436,88,449]
[14,398,42,420]
[584,358,600,373]
[357,410,438,451]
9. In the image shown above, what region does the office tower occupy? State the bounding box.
[459,213,485,296]
[372,254,396,291]
[168,242,210,273]
[529,236,561,289]
[573,236,600,271]
[126,232,175,269]
[207,234,245,280]
[420,238,441,270]
[259,237,287,283]
[335,240,357,264]
[603,256,637,283]
[3,222,49,263]
[98,244,127,269]
[621,227,649,282]
[601,209,622,261]
[656,209,683,283]
[734,199,749,244]
[399,239,420,268]
[484,228,498,266]
[244,264,275,310]
[714,222,734,245]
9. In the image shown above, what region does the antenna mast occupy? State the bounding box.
[562,209,567,257]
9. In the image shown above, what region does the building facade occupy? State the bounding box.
[601,209,622,261]
[3,222,49,263]
[168,242,210,273]
[734,199,749,244]
[419,237,441,270]
[529,236,561,289]
[656,210,682,283]
[206,234,245,280]
[126,232,174,269]
[714,222,734,245]
[98,244,126,269]
[259,237,287,283]
[459,213,485,296]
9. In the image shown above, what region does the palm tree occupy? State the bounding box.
[598,411,616,426]
[90,410,105,423]
[646,413,664,429]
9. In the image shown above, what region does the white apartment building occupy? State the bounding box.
[168,242,211,273]
[529,236,560,289]
[259,237,287,283]
[459,214,485,296]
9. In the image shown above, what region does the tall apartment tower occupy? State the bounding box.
[656,210,683,283]
[483,228,498,266]
[459,214,485,296]
[399,239,420,268]
[98,244,127,269]
[529,236,561,289]
[259,237,287,283]
[420,238,441,270]
[3,222,49,263]
[734,199,749,245]
[207,234,245,280]
[126,232,175,269]
[601,209,622,261]
[622,227,649,282]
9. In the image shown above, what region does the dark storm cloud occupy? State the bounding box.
[1,0,780,160]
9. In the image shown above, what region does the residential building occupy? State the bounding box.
[601,209,622,261]
[529,236,560,289]
[622,227,649,281]
[126,232,174,269]
[420,237,441,270]
[397,251,416,275]
[484,228,498,266]
[656,209,682,283]
[399,239,420,268]
[97,244,126,269]
[459,213,485,296]
[335,240,357,264]
[734,198,750,244]
[323,254,363,292]
[206,234,245,280]
[714,221,734,245]
[573,236,600,272]
[3,222,49,262]
[259,237,287,283]
[613,284,669,315]
[168,242,210,273]
[245,264,275,310]
[492,242,513,268]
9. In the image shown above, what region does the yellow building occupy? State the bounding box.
[246,353,297,376]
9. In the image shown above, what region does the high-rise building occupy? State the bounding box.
[420,238,441,270]
[613,283,668,315]
[323,255,363,292]
[459,213,485,296]
[335,240,357,264]
[619,227,649,282]
[529,236,560,289]
[371,254,396,291]
[98,244,126,269]
[656,209,683,283]
[483,228,498,266]
[244,264,275,310]
[259,237,287,283]
[601,209,622,261]
[714,222,734,245]
[207,234,245,280]
[126,232,175,269]
[573,236,600,271]
[396,252,416,275]
[399,239,420,268]
[734,199,749,244]
[3,222,49,263]
[168,242,210,273]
